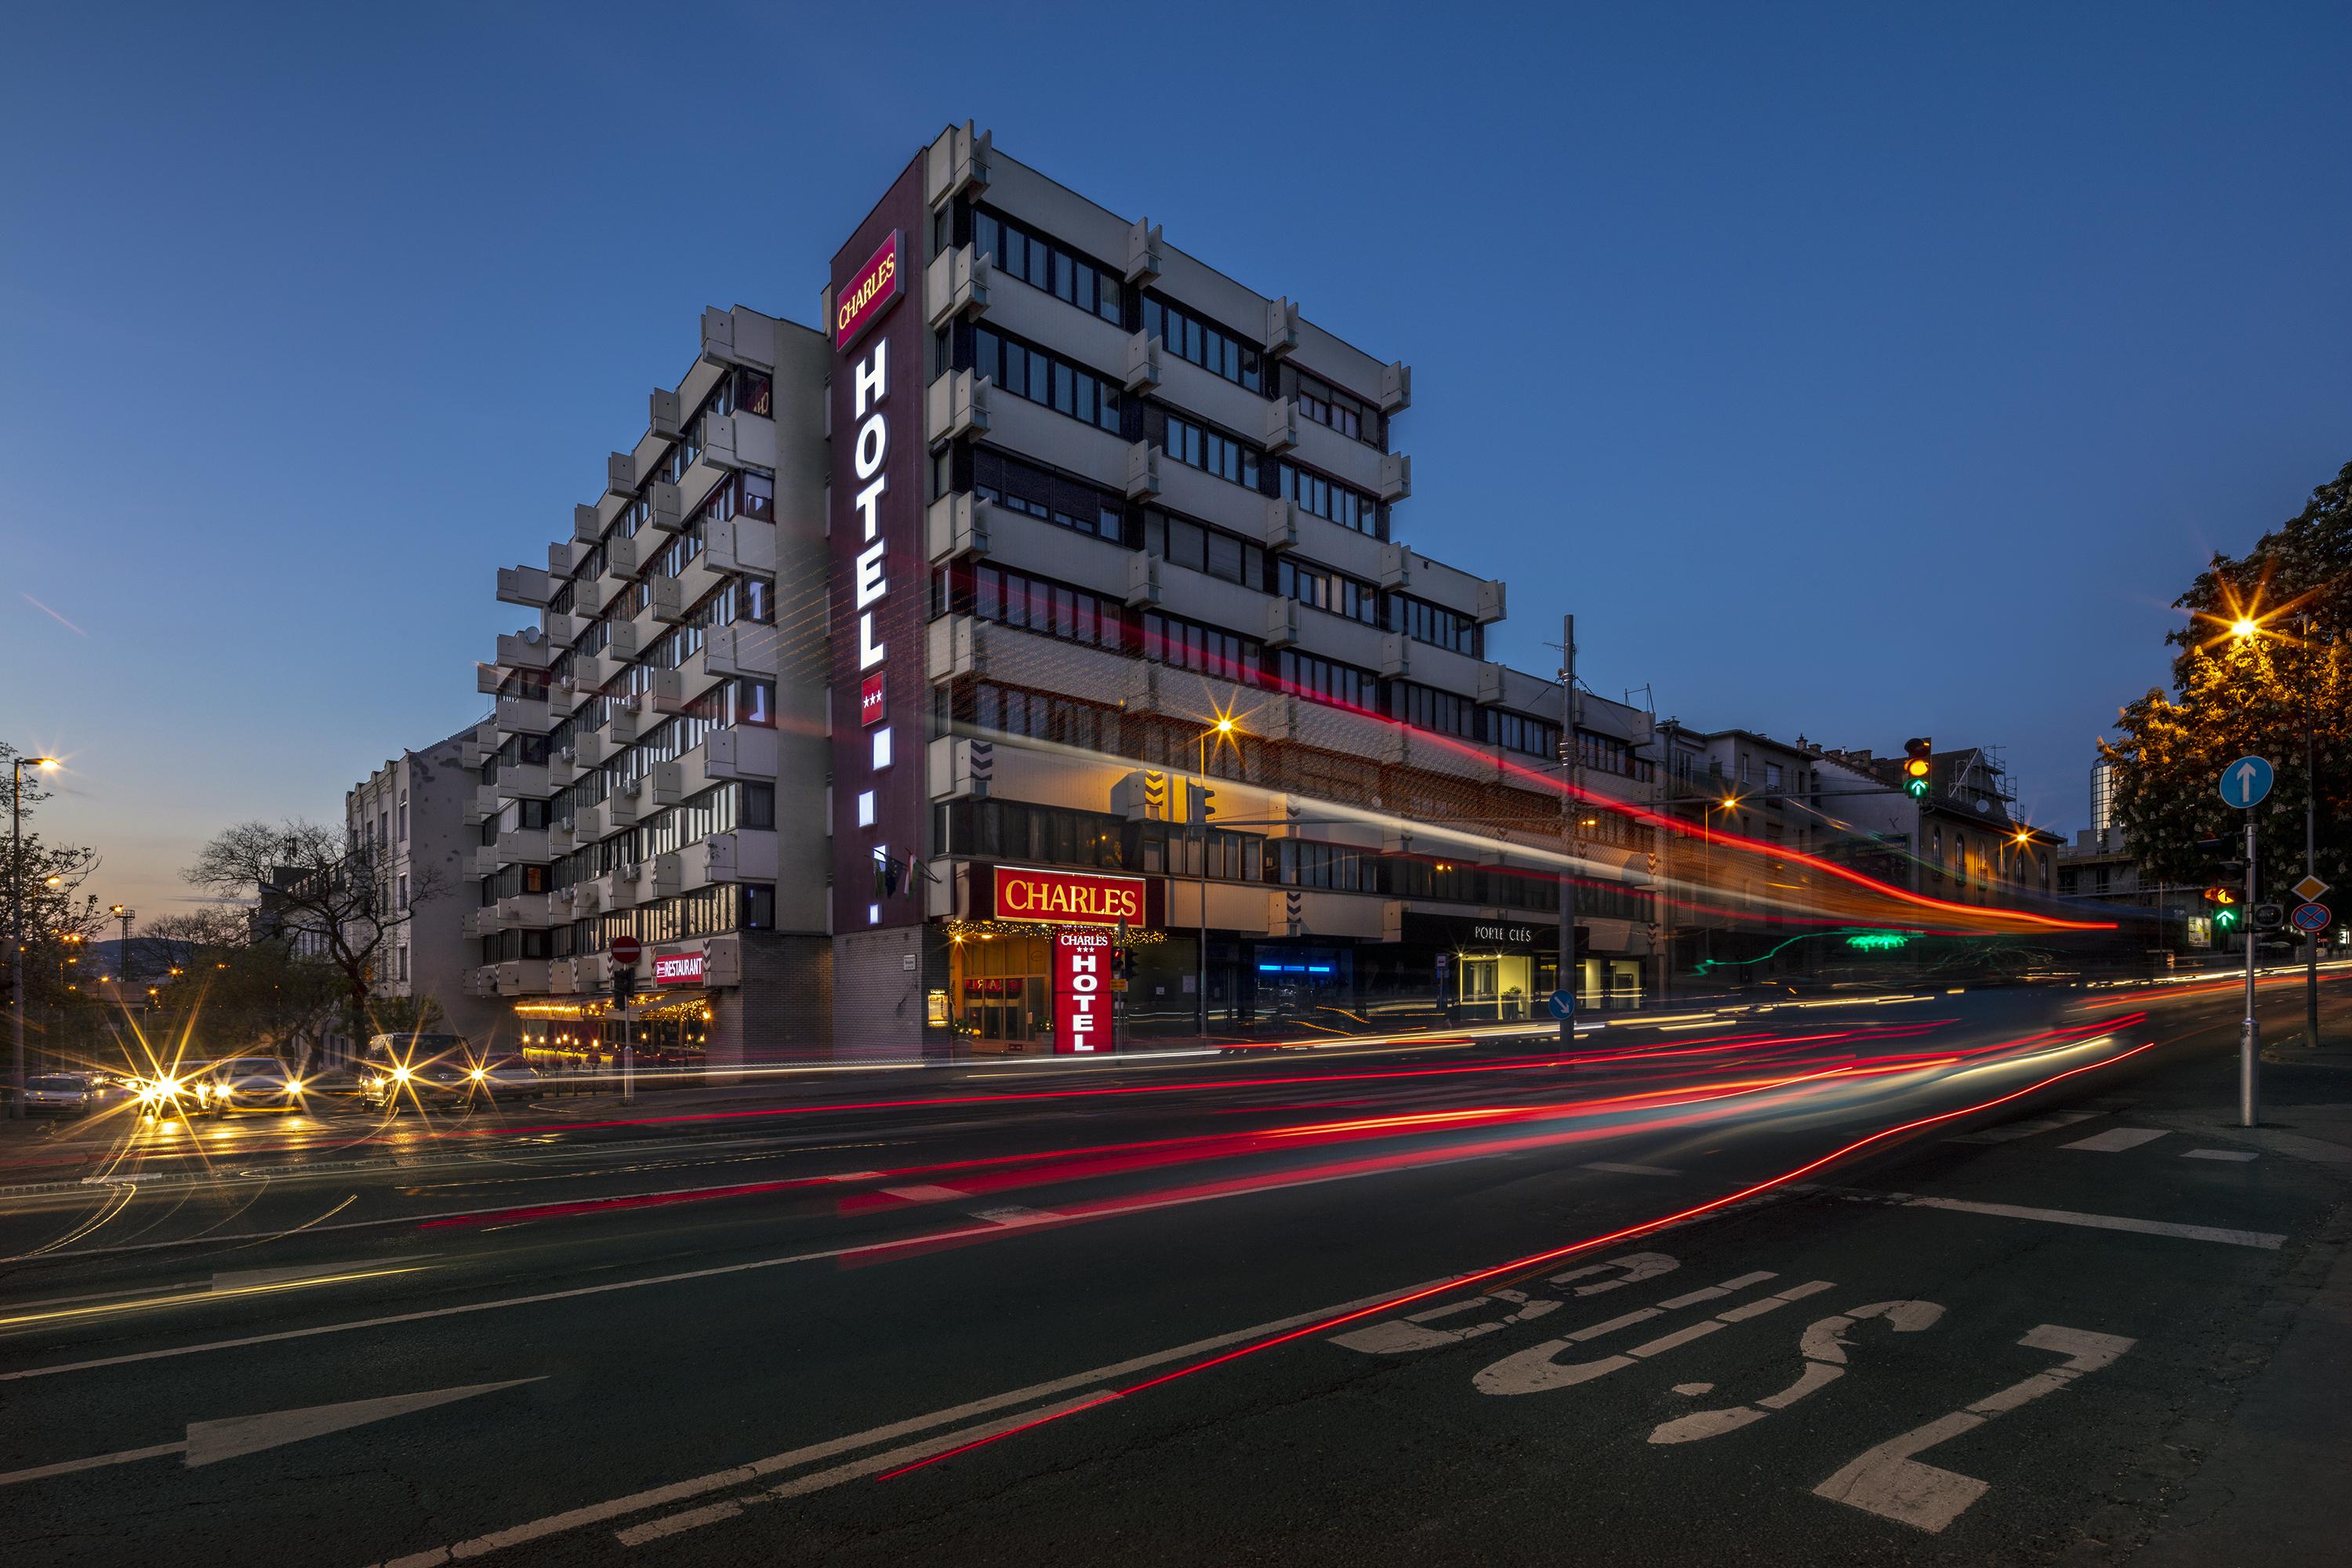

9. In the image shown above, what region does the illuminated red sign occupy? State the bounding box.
[835,231,902,348]
[1052,929,1112,1054]
[652,952,705,986]
[859,671,886,727]
[991,866,1146,927]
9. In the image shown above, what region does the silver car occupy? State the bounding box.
[20,1073,94,1116]
[191,1056,307,1116]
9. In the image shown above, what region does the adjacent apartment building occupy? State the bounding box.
[343,728,503,1046]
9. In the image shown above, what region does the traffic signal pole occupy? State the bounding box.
[2242,815,2259,1129]
[1559,613,1577,1044]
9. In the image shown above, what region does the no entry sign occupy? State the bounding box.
[610,935,642,967]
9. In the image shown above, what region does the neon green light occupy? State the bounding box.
[1844,932,1909,952]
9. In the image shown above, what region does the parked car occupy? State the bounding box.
[189,1056,307,1116]
[17,1073,94,1116]
[465,1054,542,1105]
[357,1033,504,1112]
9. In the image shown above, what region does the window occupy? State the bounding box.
[397,874,408,912]
[1488,710,1559,759]
[1294,372,1377,446]
[971,209,1125,325]
[1151,511,1261,587]
[1389,594,1479,655]
[970,563,1120,649]
[1142,295,1263,392]
[1576,731,1653,781]
[969,326,1123,435]
[1140,612,1259,684]
[1277,559,1378,624]
[1276,650,1377,711]
[1277,463,1380,535]
[396,945,408,982]
[397,798,408,840]
[1392,682,1475,739]
[970,447,1124,541]
[1160,414,1258,488]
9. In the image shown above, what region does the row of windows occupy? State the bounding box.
[1161,413,1258,488]
[967,446,1123,541]
[1488,710,1559,760]
[971,209,1127,326]
[1142,295,1265,392]
[1152,510,1261,587]
[1577,731,1653,781]
[971,564,1120,649]
[970,326,1124,436]
[1392,682,1476,739]
[479,880,777,964]
[1391,594,1479,656]
[1279,558,1378,625]
[1277,462,1381,535]
[1294,372,1378,447]
[1140,611,1261,684]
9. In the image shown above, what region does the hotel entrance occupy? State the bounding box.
[948,931,1051,1051]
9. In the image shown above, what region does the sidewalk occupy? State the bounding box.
[2129,1058,2352,1567]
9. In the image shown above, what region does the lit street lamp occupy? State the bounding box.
[10,753,61,1119]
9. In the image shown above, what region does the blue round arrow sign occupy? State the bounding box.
[2218,755,2274,809]
[1547,990,1576,1021]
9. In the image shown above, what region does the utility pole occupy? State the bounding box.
[1558,613,1577,1042]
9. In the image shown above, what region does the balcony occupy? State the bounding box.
[703,829,779,884]
[648,760,685,808]
[494,827,548,864]
[605,788,643,829]
[607,618,648,662]
[496,891,553,927]
[497,565,554,608]
[699,412,776,474]
[705,726,777,782]
[463,784,495,826]
[926,369,990,442]
[924,492,989,564]
[475,662,503,696]
[543,822,574,857]
[560,880,599,917]
[596,536,643,603]
[568,729,609,769]
[496,630,554,670]
[573,504,601,544]
[646,481,686,532]
[1262,297,1301,359]
[704,517,776,576]
[495,960,550,997]
[649,387,684,440]
[459,734,492,770]
[469,845,499,880]
[608,699,647,742]
[1124,441,1160,500]
[925,242,993,329]
[495,695,555,735]
[498,762,551,799]
[542,612,579,645]
[1123,329,1160,391]
[605,451,636,499]
[1377,452,1412,503]
[650,853,683,899]
[647,575,686,625]
[1264,597,1301,649]
[700,305,778,372]
[652,650,719,715]
[705,624,777,681]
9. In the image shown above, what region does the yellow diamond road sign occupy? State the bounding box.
[2293,875,2330,903]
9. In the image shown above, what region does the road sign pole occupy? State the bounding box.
[2242,815,2258,1129]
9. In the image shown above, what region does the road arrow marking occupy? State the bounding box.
[0,1377,542,1486]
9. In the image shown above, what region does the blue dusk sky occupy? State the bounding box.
[5,2,2348,916]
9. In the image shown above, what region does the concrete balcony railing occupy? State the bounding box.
[494,827,548,864]
[496,762,551,800]
[462,786,495,827]
[497,565,554,608]
[495,695,555,735]
[607,699,647,742]
[652,650,719,716]
[650,852,683,899]
[496,630,555,670]
[703,517,775,577]
[607,619,648,662]
[468,844,499,880]
[704,725,777,783]
[496,891,553,927]
[704,624,778,681]
[558,879,599,916]
[495,960,550,997]
[702,829,779,884]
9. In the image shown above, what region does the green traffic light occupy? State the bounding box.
[2213,908,2240,930]
[1904,779,1928,800]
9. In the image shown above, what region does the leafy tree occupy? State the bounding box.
[2105,460,2351,897]
[143,908,345,1067]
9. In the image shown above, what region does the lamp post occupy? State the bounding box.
[2231,610,2330,1050]
[1194,716,1236,1040]
[10,755,60,1118]
[110,904,135,1018]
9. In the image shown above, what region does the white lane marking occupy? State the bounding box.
[1471,1272,1794,1395]
[2183,1149,2258,1163]
[969,1204,1059,1228]
[370,1274,1460,1567]
[1813,1324,2133,1532]
[0,1377,543,1486]
[1902,1196,2283,1250]
[2060,1127,2167,1153]
[1650,1300,1943,1445]
[1944,1109,2103,1145]
[612,1500,741,1547]
[1583,1161,1681,1176]
[1330,1252,1679,1355]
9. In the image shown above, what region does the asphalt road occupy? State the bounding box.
[2,976,2346,1567]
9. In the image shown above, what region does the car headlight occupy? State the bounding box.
[470,1069,486,1080]
[392,1066,411,1083]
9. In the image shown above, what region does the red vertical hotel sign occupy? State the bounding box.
[835,233,902,347]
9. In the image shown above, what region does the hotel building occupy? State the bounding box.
[470,124,1668,1064]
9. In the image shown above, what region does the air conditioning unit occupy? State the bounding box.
[557,675,575,693]
[617,694,642,712]
[625,778,643,799]
[559,887,575,902]
[621,862,641,881]
[558,744,575,762]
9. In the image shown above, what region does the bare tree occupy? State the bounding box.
[183,819,442,1047]
[143,908,345,1065]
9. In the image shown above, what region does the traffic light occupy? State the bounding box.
[612,967,633,1007]
[1902,738,1933,800]
[2204,887,2241,931]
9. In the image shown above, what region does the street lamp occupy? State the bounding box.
[1192,717,1242,1040]
[10,754,60,1118]
[2231,608,2330,1047]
